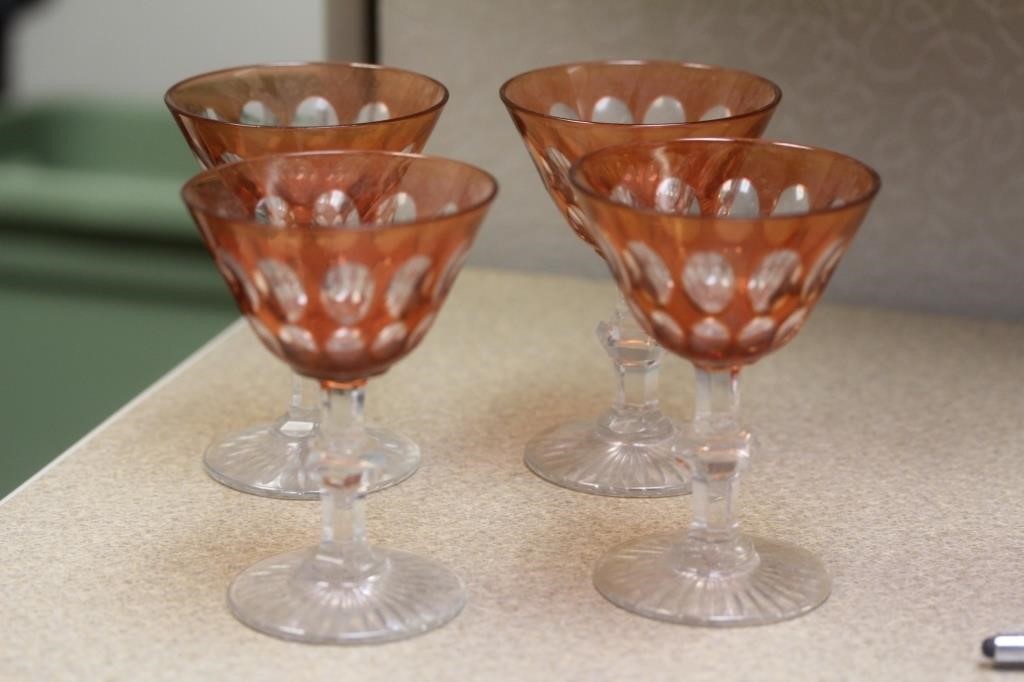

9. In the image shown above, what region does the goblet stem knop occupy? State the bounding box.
[288,373,321,423]
[595,295,667,436]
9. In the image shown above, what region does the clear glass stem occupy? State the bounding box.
[288,373,320,422]
[684,367,754,571]
[308,383,380,581]
[596,294,667,436]
[229,383,464,643]
[592,367,830,626]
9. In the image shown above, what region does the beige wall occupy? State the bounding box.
[381,0,1024,319]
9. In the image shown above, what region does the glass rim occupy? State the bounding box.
[569,137,882,221]
[181,149,499,232]
[499,59,782,128]
[164,61,450,131]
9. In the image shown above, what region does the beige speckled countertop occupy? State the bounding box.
[2,268,1023,681]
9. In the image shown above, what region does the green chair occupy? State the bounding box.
[0,99,236,497]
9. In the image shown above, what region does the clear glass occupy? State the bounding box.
[501,60,782,497]
[228,384,465,643]
[166,62,449,498]
[572,137,881,626]
[524,294,686,496]
[593,367,830,625]
[203,374,419,499]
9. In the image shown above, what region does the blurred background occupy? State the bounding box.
[2,0,1021,496]
[0,0,367,494]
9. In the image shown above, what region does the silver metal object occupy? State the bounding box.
[983,634,1024,665]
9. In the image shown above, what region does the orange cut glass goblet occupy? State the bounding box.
[500,60,781,498]
[182,150,497,644]
[571,138,880,626]
[165,62,448,500]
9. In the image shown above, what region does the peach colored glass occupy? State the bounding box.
[183,151,496,383]
[500,60,782,499]
[182,150,497,644]
[501,60,781,247]
[572,138,880,627]
[166,62,448,166]
[165,62,448,500]
[571,138,881,369]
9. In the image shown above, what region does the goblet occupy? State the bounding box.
[500,60,781,497]
[165,62,448,499]
[571,138,880,626]
[182,150,497,643]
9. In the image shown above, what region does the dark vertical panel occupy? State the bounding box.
[325,0,371,63]
[366,0,378,63]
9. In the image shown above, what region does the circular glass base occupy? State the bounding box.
[228,546,465,644]
[204,421,420,500]
[523,419,690,497]
[594,532,831,626]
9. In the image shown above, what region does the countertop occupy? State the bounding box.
[2,268,1022,681]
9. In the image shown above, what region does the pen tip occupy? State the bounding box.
[982,637,995,658]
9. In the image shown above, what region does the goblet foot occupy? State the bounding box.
[594,532,831,626]
[524,419,689,497]
[228,546,465,644]
[359,425,421,493]
[204,421,419,499]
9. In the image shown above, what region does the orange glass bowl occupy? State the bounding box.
[166,62,448,166]
[184,151,496,384]
[571,138,880,369]
[501,60,781,247]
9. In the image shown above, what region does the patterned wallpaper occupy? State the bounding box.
[381,0,1024,318]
